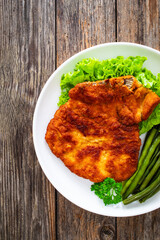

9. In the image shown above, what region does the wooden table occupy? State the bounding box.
[1,1,160,239]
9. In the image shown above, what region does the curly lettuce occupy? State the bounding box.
[58,56,160,135]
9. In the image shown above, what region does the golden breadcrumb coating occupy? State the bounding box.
[45,76,160,182]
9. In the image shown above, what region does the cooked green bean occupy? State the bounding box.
[121,128,157,195]
[123,135,160,199]
[139,185,160,203]
[122,180,126,188]
[140,157,160,191]
[138,151,160,186]
[123,175,160,205]
[150,146,159,161]
[149,168,160,184]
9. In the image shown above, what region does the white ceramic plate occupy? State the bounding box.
[33,42,160,217]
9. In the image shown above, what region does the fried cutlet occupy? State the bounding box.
[45,76,160,182]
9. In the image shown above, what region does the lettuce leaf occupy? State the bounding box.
[58,56,160,135]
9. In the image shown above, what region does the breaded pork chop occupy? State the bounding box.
[45,76,160,182]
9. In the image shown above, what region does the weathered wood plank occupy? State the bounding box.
[56,1,116,240]
[117,1,160,239]
[0,0,56,239]
[57,0,116,64]
[57,195,116,240]
[117,0,159,49]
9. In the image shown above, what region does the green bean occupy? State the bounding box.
[123,175,160,205]
[149,168,160,184]
[150,146,159,160]
[121,128,157,195]
[140,157,160,191]
[122,180,127,188]
[139,185,160,203]
[138,128,158,169]
[127,148,160,195]
[123,135,160,199]
[138,151,160,186]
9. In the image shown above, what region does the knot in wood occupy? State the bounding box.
[99,225,115,240]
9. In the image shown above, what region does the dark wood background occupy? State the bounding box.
[1,0,160,239]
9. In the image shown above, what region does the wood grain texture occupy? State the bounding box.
[57,0,116,64]
[56,196,116,240]
[117,1,160,239]
[56,1,116,240]
[117,0,160,49]
[0,0,56,239]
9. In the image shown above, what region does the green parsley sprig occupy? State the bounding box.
[91,178,122,205]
